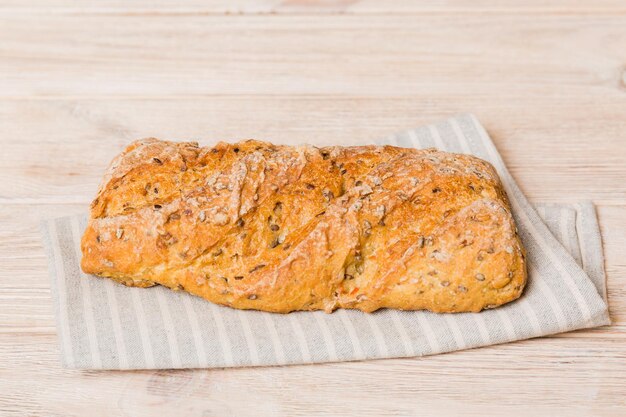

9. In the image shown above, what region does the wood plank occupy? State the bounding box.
[0,333,624,417]
[1,0,626,14]
[1,98,625,203]
[1,15,626,97]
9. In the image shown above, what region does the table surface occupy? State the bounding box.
[1,1,625,416]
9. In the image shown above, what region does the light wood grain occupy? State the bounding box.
[1,15,626,97]
[1,98,625,204]
[1,2,625,416]
[1,333,625,417]
[2,0,626,14]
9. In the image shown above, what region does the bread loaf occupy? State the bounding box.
[81,138,526,313]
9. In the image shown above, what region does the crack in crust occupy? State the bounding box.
[81,138,527,313]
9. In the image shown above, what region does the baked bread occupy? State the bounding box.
[81,138,526,313]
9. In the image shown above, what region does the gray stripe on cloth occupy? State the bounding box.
[70,217,105,368]
[56,217,92,368]
[41,221,74,368]
[574,202,608,302]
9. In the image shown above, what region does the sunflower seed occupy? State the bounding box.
[363,220,372,236]
[360,184,373,196]
[322,188,334,202]
[212,213,229,225]
[375,205,386,218]
[249,264,266,273]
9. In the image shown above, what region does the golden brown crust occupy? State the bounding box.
[81,138,526,313]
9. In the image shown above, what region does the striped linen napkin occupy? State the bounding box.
[40,114,610,369]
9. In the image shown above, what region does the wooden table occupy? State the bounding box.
[1,1,625,415]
